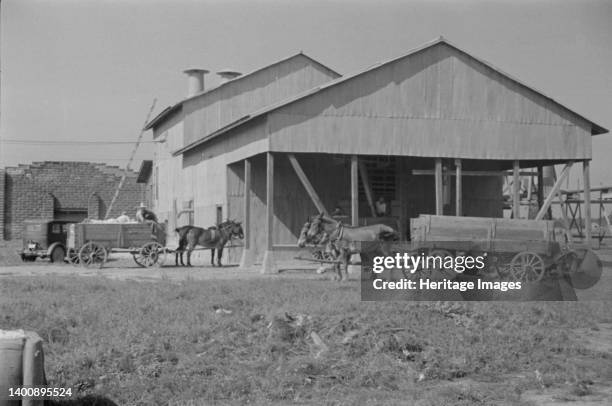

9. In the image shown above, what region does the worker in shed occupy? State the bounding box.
[375,196,388,217]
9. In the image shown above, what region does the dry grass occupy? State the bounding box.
[1,276,611,405]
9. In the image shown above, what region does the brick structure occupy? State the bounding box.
[0,161,145,240]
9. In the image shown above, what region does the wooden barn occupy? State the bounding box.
[145,37,607,272]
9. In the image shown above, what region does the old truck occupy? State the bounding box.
[19,219,71,263]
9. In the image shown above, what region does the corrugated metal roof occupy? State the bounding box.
[143,52,340,131]
[173,36,608,156]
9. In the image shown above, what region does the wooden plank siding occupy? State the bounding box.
[267,43,592,160]
[182,55,339,147]
[152,119,194,248]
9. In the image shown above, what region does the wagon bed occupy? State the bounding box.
[67,222,167,268]
[410,215,563,256]
[409,214,591,283]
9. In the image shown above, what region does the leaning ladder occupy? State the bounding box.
[104,98,157,219]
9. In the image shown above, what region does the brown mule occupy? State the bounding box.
[183,220,244,267]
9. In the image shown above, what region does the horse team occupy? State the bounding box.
[173,213,398,280]
[174,220,244,267]
[298,213,399,281]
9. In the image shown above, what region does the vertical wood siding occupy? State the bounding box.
[183,55,338,147]
[268,43,592,160]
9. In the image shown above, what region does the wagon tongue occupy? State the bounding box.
[569,249,603,289]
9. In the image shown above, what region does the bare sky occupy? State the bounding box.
[1,0,611,186]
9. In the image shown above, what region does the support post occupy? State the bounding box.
[435,158,443,215]
[455,159,462,216]
[262,152,277,273]
[287,154,328,216]
[513,160,520,219]
[351,155,359,226]
[239,158,255,268]
[535,162,573,220]
[358,160,376,217]
[537,165,544,211]
[584,160,592,245]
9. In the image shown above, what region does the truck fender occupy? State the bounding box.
[47,242,65,257]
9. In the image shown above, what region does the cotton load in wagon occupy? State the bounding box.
[83,218,138,224]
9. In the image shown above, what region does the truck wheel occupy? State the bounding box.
[50,246,66,263]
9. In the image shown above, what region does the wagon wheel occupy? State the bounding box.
[79,242,108,268]
[133,242,166,268]
[67,248,80,266]
[311,249,324,261]
[428,249,456,280]
[509,251,545,282]
[485,254,513,279]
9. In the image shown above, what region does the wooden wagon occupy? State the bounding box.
[66,222,167,268]
[409,214,584,283]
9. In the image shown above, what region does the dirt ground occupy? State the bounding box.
[1,243,611,300]
[1,242,611,405]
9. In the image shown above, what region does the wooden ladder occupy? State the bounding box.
[104,99,157,219]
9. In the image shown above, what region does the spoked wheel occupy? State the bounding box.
[67,248,80,266]
[79,242,108,268]
[428,249,455,280]
[509,251,545,282]
[133,242,166,268]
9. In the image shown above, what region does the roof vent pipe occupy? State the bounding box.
[217,69,242,84]
[183,68,209,97]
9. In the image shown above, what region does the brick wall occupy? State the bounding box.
[2,162,145,240]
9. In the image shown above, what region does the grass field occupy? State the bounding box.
[1,275,611,405]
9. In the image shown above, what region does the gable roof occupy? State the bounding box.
[173,36,607,157]
[144,52,340,131]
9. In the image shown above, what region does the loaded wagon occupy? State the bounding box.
[66,222,167,268]
[409,214,601,287]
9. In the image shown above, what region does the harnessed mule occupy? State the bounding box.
[307,213,399,281]
[182,220,244,267]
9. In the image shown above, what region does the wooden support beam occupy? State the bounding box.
[535,163,573,220]
[239,159,254,268]
[537,165,544,211]
[527,171,533,202]
[351,155,359,226]
[262,152,276,273]
[556,188,574,243]
[513,161,520,219]
[358,160,376,217]
[455,159,462,216]
[287,154,328,216]
[584,160,592,245]
[412,169,524,177]
[435,158,443,215]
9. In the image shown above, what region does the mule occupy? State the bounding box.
[174,225,198,266]
[307,213,398,281]
[183,220,244,267]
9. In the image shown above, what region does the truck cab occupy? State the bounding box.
[21,219,71,263]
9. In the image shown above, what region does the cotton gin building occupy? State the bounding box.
[145,37,607,272]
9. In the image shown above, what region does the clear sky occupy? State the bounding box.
[1,0,611,187]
